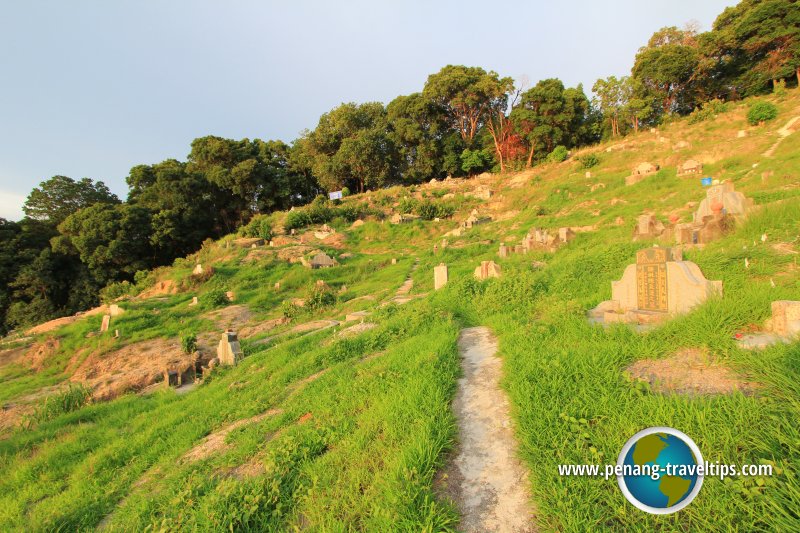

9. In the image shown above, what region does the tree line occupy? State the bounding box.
[0,0,797,333]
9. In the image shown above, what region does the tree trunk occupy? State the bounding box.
[633,116,639,133]
[526,144,535,168]
[796,67,799,86]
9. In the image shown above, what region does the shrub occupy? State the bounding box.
[397,197,418,214]
[204,288,229,308]
[336,204,363,222]
[747,101,778,125]
[306,283,336,311]
[241,215,273,241]
[180,332,197,354]
[281,300,302,319]
[576,153,600,169]
[688,98,729,124]
[547,145,569,163]
[341,186,351,197]
[24,384,91,428]
[460,149,493,175]
[773,79,787,97]
[100,281,133,303]
[415,200,443,220]
[285,209,313,230]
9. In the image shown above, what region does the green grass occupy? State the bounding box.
[2,89,800,531]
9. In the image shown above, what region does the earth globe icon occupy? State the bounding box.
[617,427,704,514]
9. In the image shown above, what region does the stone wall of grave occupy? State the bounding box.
[611,258,722,314]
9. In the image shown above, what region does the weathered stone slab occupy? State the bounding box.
[474,261,501,280]
[434,263,448,290]
[771,301,800,337]
[217,331,243,366]
[609,247,721,316]
[693,182,752,223]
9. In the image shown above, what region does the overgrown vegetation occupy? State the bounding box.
[747,101,779,126]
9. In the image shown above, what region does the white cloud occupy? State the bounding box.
[0,190,26,221]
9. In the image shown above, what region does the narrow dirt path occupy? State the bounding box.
[763,115,800,157]
[441,327,535,532]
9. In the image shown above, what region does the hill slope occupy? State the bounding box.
[1,91,800,531]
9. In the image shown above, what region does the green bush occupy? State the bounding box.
[460,149,493,174]
[547,145,569,163]
[281,300,301,319]
[241,215,273,241]
[306,283,336,311]
[24,384,91,428]
[285,209,313,230]
[576,153,600,169]
[688,98,729,124]
[416,200,439,220]
[341,186,351,197]
[397,197,418,214]
[747,101,778,125]
[336,204,363,222]
[180,332,197,354]
[204,288,229,308]
[100,281,133,303]
[773,79,788,97]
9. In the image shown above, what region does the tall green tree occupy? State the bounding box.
[53,203,155,287]
[423,65,512,146]
[23,175,119,226]
[386,92,448,182]
[632,26,701,115]
[592,76,626,138]
[303,102,395,193]
[513,79,593,166]
[706,0,800,95]
[127,159,232,255]
[188,136,295,223]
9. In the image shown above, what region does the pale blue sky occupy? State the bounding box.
[0,0,737,219]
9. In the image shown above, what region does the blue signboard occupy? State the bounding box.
[701,177,712,187]
[329,190,343,200]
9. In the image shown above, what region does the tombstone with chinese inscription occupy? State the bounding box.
[589,247,722,325]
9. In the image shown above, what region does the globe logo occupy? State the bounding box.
[617,427,704,514]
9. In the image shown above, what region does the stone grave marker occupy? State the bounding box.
[100,314,111,333]
[632,214,666,241]
[434,263,448,290]
[693,181,752,222]
[590,246,722,325]
[558,227,575,243]
[770,301,800,337]
[217,331,244,366]
[474,261,501,280]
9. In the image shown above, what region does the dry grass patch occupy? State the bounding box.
[626,348,760,396]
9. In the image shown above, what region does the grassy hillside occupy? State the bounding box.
[1,91,800,531]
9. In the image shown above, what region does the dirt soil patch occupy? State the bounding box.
[276,245,315,262]
[239,317,290,339]
[626,348,759,396]
[25,338,61,371]
[182,408,282,463]
[137,279,179,299]
[337,322,377,338]
[0,384,73,436]
[71,338,195,401]
[437,327,535,532]
[203,305,254,329]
